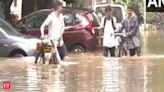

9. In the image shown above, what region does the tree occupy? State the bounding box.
[1,0,13,22]
[72,0,84,8]
[114,0,144,24]
[128,1,143,24]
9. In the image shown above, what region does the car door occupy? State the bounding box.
[0,30,9,57]
[63,12,88,50]
[23,12,49,37]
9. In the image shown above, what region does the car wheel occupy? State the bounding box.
[13,54,25,57]
[71,45,85,53]
[10,50,26,57]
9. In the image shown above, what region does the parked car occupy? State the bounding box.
[0,18,39,57]
[14,7,100,53]
[90,4,125,25]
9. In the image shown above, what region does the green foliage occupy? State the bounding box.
[146,13,154,24]
[128,1,143,24]
[72,0,84,8]
[114,0,144,24]
[0,0,13,22]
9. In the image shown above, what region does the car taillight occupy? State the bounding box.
[86,25,95,34]
[85,15,95,34]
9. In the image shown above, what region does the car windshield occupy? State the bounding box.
[0,19,23,36]
[95,6,123,23]
[87,12,100,27]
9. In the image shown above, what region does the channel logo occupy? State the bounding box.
[2,81,10,90]
[146,0,164,12]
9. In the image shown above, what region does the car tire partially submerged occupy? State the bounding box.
[9,50,27,57]
[71,45,85,53]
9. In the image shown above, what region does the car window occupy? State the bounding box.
[63,13,74,26]
[63,12,83,26]
[75,13,89,27]
[87,13,100,27]
[112,7,123,23]
[15,20,23,29]
[24,13,48,29]
[0,19,22,36]
[74,14,82,24]
[96,6,123,23]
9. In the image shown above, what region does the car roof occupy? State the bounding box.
[92,4,126,20]
[92,4,125,10]
[22,7,93,19]
[63,7,93,14]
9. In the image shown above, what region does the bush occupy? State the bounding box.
[146,13,154,24]
[72,0,84,8]
[128,1,143,24]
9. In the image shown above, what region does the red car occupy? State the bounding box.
[14,7,100,53]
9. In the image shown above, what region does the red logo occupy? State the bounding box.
[3,81,10,90]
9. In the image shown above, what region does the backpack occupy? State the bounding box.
[103,17,116,30]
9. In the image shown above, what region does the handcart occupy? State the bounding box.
[35,37,61,64]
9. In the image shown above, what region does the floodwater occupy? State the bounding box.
[0,31,164,92]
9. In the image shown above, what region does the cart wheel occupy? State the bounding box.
[35,53,40,64]
[41,52,45,64]
[49,56,53,64]
[49,54,55,64]
[52,53,59,64]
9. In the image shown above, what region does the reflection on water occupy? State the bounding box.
[103,59,120,92]
[0,31,164,92]
[141,31,164,55]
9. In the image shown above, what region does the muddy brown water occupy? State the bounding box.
[0,31,164,92]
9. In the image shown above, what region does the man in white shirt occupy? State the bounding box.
[100,5,117,57]
[40,1,68,61]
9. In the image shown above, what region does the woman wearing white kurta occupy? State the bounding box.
[100,5,117,57]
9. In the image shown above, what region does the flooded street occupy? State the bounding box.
[1,31,164,92]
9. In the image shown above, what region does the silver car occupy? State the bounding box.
[0,18,39,57]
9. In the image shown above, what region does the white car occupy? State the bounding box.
[92,4,125,24]
[0,18,39,57]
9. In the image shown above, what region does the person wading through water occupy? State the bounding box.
[40,1,69,62]
[119,6,141,56]
[99,5,117,58]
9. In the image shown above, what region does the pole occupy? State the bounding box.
[144,0,146,31]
